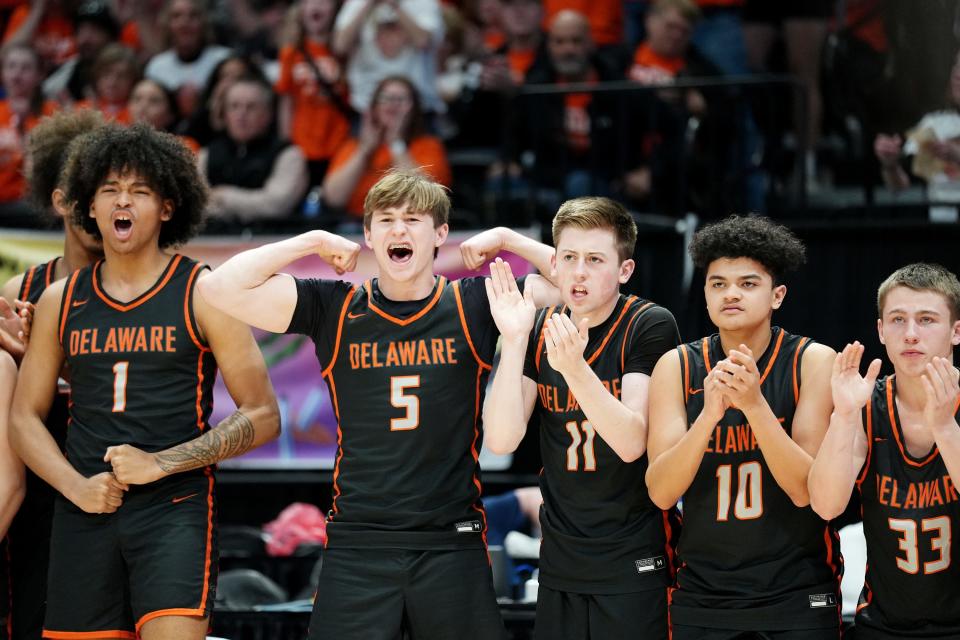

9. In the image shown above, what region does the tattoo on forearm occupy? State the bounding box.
[155,411,256,473]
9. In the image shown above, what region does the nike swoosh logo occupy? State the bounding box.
[71,299,88,308]
[873,437,887,443]
[347,312,365,319]
[171,492,199,504]
[688,388,703,395]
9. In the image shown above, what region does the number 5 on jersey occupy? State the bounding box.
[390,375,420,431]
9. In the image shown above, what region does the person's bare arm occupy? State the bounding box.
[391,1,432,49]
[808,342,880,519]
[196,230,360,333]
[646,350,726,509]
[482,260,538,454]
[543,313,650,462]
[458,227,560,306]
[104,275,281,484]
[278,94,293,139]
[0,350,24,537]
[332,0,378,55]
[10,283,127,514]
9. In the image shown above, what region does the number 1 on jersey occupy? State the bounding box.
[565,420,596,471]
[390,375,421,431]
[112,361,129,412]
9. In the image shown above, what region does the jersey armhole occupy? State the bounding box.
[18,264,37,302]
[792,337,812,403]
[452,280,491,370]
[57,270,81,347]
[184,263,212,352]
[320,286,356,377]
[620,301,654,372]
[534,306,555,374]
[679,344,690,404]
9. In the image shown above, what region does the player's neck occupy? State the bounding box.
[376,270,438,302]
[99,248,173,302]
[570,291,620,329]
[718,323,772,360]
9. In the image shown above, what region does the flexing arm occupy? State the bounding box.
[482,259,538,454]
[544,313,650,462]
[459,227,560,306]
[105,277,280,484]
[645,350,726,509]
[0,351,24,537]
[808,342,880,519]
[10,283,127,514]
[196,230,360,332]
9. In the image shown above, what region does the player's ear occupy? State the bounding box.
[160,199,174,222]
[618,258,634,284]
[51,188,70,218]
[434,222,449,248]
[877,317,886,345]
[950,317,960,346]
[771,284,787,309]
[550,252,557,280]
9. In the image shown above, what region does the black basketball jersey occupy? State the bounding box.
[18,257,60,305]
[525,294,681,594]
[57,255,217,478]
[316,276,492,550]
[854,375,960,639]
[671,327,842,631]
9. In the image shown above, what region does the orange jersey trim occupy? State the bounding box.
[183,263,210,352]
[453,280,491,370]
[857,402,874,487]
[469,366,489,546]
[620,301,654,371]
[758,329,785,385]
[680,344,690,404]
[58,270,81,345]
[534,305,558,372]
[92,255,182,312]
[43,631,136,639]
[135,607,207,634]
[19,264,36,302]
[321,287,356,378]
[44,257,59,287]
[702,336,712,371]
[365,277,446,326]
[886,376,940,467]
[586,296,637,366]
[325,371,344,518]
[792,337,809,403]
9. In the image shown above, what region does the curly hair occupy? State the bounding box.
[688,214,806,284]
[63,123,208,249]
[26,109,106,223]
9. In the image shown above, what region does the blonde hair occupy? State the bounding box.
[877,263,960,321]
[551,197,637,261]
[363,169,451,229]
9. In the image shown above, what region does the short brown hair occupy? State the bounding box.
[363,169,451,229]
[649,0,700,23]
[877,263,960,321]
[551,197,637,261]
[92,43,140,87]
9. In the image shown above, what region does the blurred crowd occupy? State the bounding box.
[0,0,958,229]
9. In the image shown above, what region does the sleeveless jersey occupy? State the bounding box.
[320,277,491,550]
[18,257,60,306]
[854,375,960,638]
[672,327,842,630]
[57,255,217,478]
[528,294,680,594]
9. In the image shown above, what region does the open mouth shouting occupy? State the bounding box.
[387,242,413,264]
[112,211,134,240]
[570,284,588,301]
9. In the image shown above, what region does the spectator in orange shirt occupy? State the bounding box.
[75,43,139,123]
[0,44,57,217]
[323,75,451,220]
[276,0,353,189]
[2,0,76,70]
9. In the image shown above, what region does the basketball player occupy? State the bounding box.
[808,263,960,638]
[10,123,280,640]
[0,109,105,640]
[646,215,842,639]
[197,169,558,639]
[483,197,680,639]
